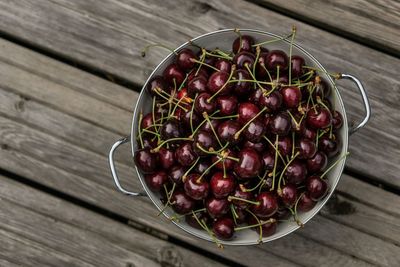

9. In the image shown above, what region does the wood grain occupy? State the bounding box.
[0,176,227,267]
[0,0,399,187]
[249,0,400,55]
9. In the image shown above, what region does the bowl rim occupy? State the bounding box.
[130,28,349,245]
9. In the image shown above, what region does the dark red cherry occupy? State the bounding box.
[301,125,317,140]
[193,130,216,156]
[243,119,266,142]
[217,95,238,116]
[297,192,317,212]
[234,148,262,179]
[171,190,196,214]
[163,63,185,85]
[210,172,236,199]
[233,69,252,96]
[188,68,208,81]
[158,148,175,169]
[193,160,211,176]
[145,171,168,192]
[259,91,283,112]
[271,73,289,84]
[306,106,332,129]
[217,120,242,145]
[243,140,266,153]
[160,118,182,140]
[214,58,232,73]
[270,112,292,136]
[185,211,211,229]
[307,151,328,173]
[296,138,317,159]
[290,55,305,78]
[194,92,216,114]
[280,184,297,207]
[177,48,197,70]
[175,142,197,166]
[213,217,235,239]
[134,148,158,174]
[231,185,253,209]
[233,51,256,69]
[179,108,200,128]
[277,136,293,157]
[263,113,273,129]
[266,50,289,71]
[142,137,157,149]
[232,35,255,54]
[212,148,237,171]
[237,102,260,125]
[332,111,343,130]
[306,176,328,201]
[256,51,271,79]
[141,112,159,133]
[251,192,278,218]
[281,86,302,109]
[249,88,263,104]
[285,159,308,184]
[319,136,340,158]
[187,76,208,98]
[207,71,232,95]
[248,216,277,237]
[184,173,209,200]
[200,119,220,134]
[147,76,168,96]
[168,165,185,184]
[205,197,229,218]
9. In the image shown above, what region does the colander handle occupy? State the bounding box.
[340,74,371,135]
[109,136,145,196]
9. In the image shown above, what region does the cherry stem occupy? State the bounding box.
[231,204,239,219]
[270,135,280,191]
[288,25,296,85]
[263,136,286,164]
[170,207,206,221]
[198,156,222,180]
[245,63,266,93]
[158,183,176,216]
[190,110,220,137]
[234,218,276,231]
[292,192,304,227]
[277,152,300,195]
[243,209,263,243]
[302,66,341,80]
[202,112,223,148]
[137,112,145,149]
[253,46,261,79]
[208,65,236,102]
[182,157,201,181]
[227,196,260,205]
[320,152,350,179]
[253,30,294,47]
[191,211,223,249]
[191,58,220,72]
[151,137,193,153]
[141,43,177,57]
[190,93,198,134]
[209,114,239,120]
[234,28,243,54]
[234,107,267,140]
[154,88,188,112]
[205,50,232,60]
[245,176,266,192]
[194,49,206,77]
[291,132,296,158]
[260,63,273,83]
[151,97,161,143]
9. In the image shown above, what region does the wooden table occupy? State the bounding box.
[0,1,399,266]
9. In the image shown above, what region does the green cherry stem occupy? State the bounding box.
[137,112,145,149]
[209,114,239,120]
[151,137,193,153]
[234,107,267,140]
[158,183,176,216]
[252,31,294,47]
[277,152,300,195]
[208,65,236,102]
[191,58,220,72]
[288,25,296,85]
[263,135,286,164]
[227,196,260,205]
[182,157,201,181]
[320,152,350,179]
[269,135,280,191]
[191,211,223,249]
[245,63,267,93]
[202,112,223,148]
[190,93,198,134]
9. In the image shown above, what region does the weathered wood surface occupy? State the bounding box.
[249,0,400,55]
[0,175,228,267]
[1,39,399,266]
[0,0,399,188]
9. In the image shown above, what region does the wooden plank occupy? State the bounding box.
[0,175,228,267]
[249,0,400,55]
[0,1,399,187]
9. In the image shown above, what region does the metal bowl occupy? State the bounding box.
[109,29,370,245]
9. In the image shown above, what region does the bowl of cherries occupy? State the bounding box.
[109,28,370,247]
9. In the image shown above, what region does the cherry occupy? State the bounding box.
[175,142,197,166]
[158,148,175,169]
[270,112,292,136]
[271,73,289,84]
[296,138,317,159]
[290,55,305,78]
[179,108,200,128]
[177,48,197,70]
[145,171,168,192]
[142,137,157,149]
[233,69,252,96]
[231,185,253,209]
[184,173,209,200]
[160,119,182,140]
[185,211,211,229]
[237,102,260,125]
[194,92,217,114]
[306,176,328,201]
[281,86,302,109]
[187,76,208,98]
[134,148,158,174]
[243,140,266,153]
[285,159,308,184]
[210,172,236,198]
[233,51,256,69]
[217,120,242,145]
[249,88,263,104]
[168,165,185,184]
[243,119,266,142]
[300,125,317,140]
[200,119,220,134]
[307,151,328,173]
[213,217,235,239]
[212,148,237,171]
[163,63,185,85]
[147,76,168,96]
[297,192,317,212]
[306,106,332,129]
[277,136,293,157]
[259,91,283,112]
[248,216,277,237]
[217,95,238,116]
[332,110,343,130]
[233,206,247,224]
[193,160,211,175]
[141,112,159,133]
[171,190,196,214]
[280,183,297,207]
[214,58,232,73]
[251,192,278,218]
[193,130,216,156]
[266,50,289,71]
[234,148,262,179]
[205,197,230,218]
[319,136,340,157]
[207,71,232,95]
[232,35,255,54]
[256,51,271,78]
